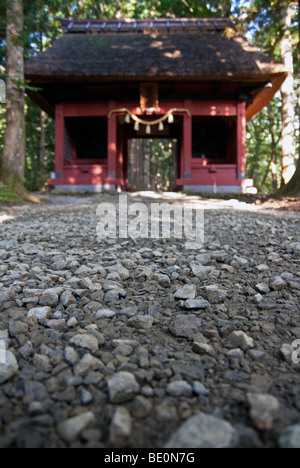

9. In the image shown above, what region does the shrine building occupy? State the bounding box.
[25,17,287,192]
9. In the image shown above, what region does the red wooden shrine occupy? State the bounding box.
[25,18,287,193]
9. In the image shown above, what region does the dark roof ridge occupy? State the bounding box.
[55,16,234,35]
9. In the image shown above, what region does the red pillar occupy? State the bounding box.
[108,101,117,180]
[182,101,192,180]
[237,101,246,180]
[55,103,64,177]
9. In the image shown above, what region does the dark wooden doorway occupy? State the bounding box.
[127,138,178,191]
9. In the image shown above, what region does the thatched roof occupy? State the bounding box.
[25,18,287,119]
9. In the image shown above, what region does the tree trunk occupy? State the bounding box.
[39,110,46,183]
[2,0,25,184]
[279,0,300,196]
[267,103,278,191]
[280,4,296,186]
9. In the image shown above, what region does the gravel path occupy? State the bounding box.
[0,192,300,448]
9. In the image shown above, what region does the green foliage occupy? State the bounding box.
[25,99,54,192]
[0,183,21,202]
[246,97,282,192]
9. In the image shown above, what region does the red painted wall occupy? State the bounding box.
[48,99,247,190]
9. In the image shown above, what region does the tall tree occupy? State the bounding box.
[239,0,298,191]
[2,0,25,184]
[279,3,296,185]
[279,0,300,196]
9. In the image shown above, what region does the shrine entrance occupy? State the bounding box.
[118,114,182,192]
[127,138,178,192]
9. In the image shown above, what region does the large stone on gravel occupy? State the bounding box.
[107,371,140,404]
[166,380,193,397]
[174,284,197,300]
[247,393,279,431]
[184,299,210,310]
[69,334,99,353]
[39,289,59,307]
[189,263,212,280]
[205,285,227,303]
[128,314,154,330]
[27,306,51,324]
[58,411,96,443]
[164,412,238,448]
[269,276,286,291]
[109,406,132,448]
[228,331,254,351]
[0,349,19,384]
[170,314,202,340]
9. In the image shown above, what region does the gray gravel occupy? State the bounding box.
[0,192,300,448]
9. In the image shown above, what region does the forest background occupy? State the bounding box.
[0,0,299,196]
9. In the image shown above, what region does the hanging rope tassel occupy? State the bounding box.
[146,125,151,134]
[134,121,140,131]
[158,122,164,131]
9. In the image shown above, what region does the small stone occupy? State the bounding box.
[174,284,197,300]
[228,331,254,351]
[253,293,264,304]
[108,264,130,280]
[205,285,227,304]
[255,283,270,294]
[19,341,34,360]
[60,290,76,307]
[57,412,96,443]
[39,289,59,307]
[69,334,99,353]
[109,406,132,448]
[81,389,93,405]
[8,320,28,337]
[107,371,140,404]
[27,306,51,324]
[0,350,19,384]
[167,380,193,397]
[33,354,52,373]
[66,317,78,328]
[256,264,269,272]
[211,250,228,262]
[184,299,210,310]
[269,276,286,291]
[73,353,102,376]
[247,393,279,431]
[193,382,210,396]
[248,350,266,360]
[280,344,294,362]
[170,314,202,340]
[64,346,79,366]
[279,425,300,448]
[94,308,116,319]
[227,348,244,359]
[128,314,154,330]
[155,273,171,288]
[190,263,212,280]
[164,412,238,448]
[46,319,66,330]
[192,342,216,357]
